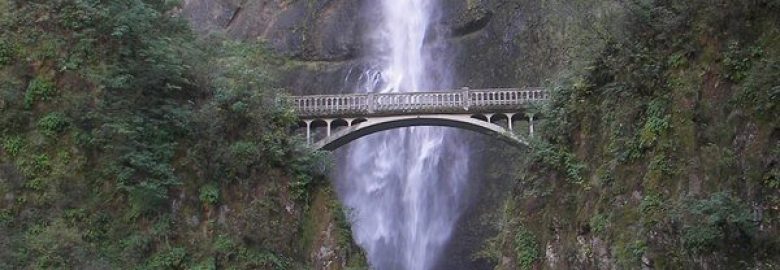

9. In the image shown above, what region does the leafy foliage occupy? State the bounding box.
[23,77,56,109]
[198,183,220,205]
[508,0,779,268]
[589,213,609,234]
[37,112,70,137]
[0,0,348,268]
[0,39,13,65]
[513,225,540,270]
[2,136,23,157]
[680,192,756,254]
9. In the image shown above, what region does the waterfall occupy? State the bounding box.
[334,0,471,269]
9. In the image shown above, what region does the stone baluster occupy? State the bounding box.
[368,93,375,113]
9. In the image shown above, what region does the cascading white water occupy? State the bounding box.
[334,0,471,269]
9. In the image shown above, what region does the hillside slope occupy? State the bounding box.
[479,0,780,269]
[0,1,364,268]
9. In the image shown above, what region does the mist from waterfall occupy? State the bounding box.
[333,0,471,269]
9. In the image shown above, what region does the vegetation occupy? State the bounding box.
[0,0,358,268]
[483,0,779,268]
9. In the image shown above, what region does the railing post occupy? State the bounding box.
[367,93,375,113]
[462,87,470,111]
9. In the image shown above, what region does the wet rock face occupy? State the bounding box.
[181,0,368,62]
[180,0,549,93]
[438,0,548,88]
[181,0,378,95]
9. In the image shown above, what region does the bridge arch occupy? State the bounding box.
[310,114,528,151]
[291,87,548,150]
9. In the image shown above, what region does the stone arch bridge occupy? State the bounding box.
[291,88,548,150]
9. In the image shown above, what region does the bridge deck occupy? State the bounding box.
[291,87,548,118]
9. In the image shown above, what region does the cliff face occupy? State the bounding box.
[181,0,366,62]
[180,0,559,94]
[180,0,369,95]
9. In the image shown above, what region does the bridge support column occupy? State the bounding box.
[304,120,312,144]
[485,113,494,123]
[506,113,515,132]
[526,113,535,137]
[325,119,332,137]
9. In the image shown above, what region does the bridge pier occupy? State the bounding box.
[304,120,313,144]
[506,113,515,132]
[526,113,535,137]
[325,119,332,137]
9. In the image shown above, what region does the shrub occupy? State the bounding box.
[127,182,168,218]
[237,248,290,269]
[735,44,779,122]
[514,226,540,270]
[229,141,258,166]
[0,40,13,65]
[639,98,670,149]
[723,41,762,82]
[589,213,609,234]
[682,224,723,254]
[2,136,23,157]
[191,258,217,270]
[0,209,12,226]
[24,77,57,109]
[37,112,70,137]
[639,194,666,226]
[617,240,647,267]
[18,154,51,179]
[213,235,236,254]
[147,247,187,268]
[529,139,585,185]
[26,221,90,268]
[680,192,755,255]
[198,183,219,205]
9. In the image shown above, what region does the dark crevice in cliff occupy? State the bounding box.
[450,11,493,38]
[292,51,360,63]
[226,6,242,27]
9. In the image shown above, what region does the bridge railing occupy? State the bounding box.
[291,87,547,118]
